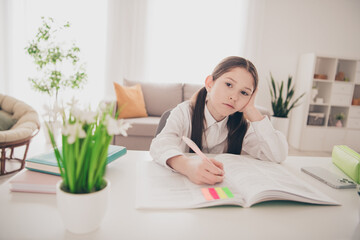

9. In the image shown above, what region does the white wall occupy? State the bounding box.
[245,0,360,112]
[0,1,6,91]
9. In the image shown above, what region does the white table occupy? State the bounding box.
[0,151,359,240]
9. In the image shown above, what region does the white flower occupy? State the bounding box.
[46,99,130,146]
[105,115,131,136]
[67,97,79,108]
[118,120,131,136]
[80,110,97,124]
[71,107,97,124]
[70,106,83,119]
[43,102,63,122]
[98,101,108,113]
[62,121,87,144]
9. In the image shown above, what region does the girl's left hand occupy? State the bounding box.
[242,88,264,122]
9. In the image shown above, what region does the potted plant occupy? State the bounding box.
[335,113,345,127]
[269,73,305,137]
[25,17,87,113]
[47,99,130,234]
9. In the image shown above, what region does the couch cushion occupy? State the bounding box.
[0,110,17,131]
[183,83,203,101]
[124,79,182,117]
[123,116,160,137]
[113,82,148,119]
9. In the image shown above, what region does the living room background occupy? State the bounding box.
[1,0,359,117]
[1,0,249,116]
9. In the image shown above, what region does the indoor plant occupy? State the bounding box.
[335,113,345,127]
[47,99,130,234]
[25,17,87,108]
[269,73,305,136]
[25,17,87,142]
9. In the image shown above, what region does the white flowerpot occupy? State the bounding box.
[271,116,289,139]
[56,179,110,234]
[335,120,343,127]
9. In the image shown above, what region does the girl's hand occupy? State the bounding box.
[167,155,225,185]
[185,157,224,185]
[242,88,264,122]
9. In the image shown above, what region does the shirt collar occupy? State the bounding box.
[204,103,228,129]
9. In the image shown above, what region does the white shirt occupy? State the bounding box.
[150,101,288,170]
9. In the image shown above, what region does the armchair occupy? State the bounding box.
[0,94,40,175]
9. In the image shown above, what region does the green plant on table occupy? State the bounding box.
[25,17,87,103]
[47,100,131,193]
[269,73,306,118]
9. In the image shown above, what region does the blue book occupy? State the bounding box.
[25,145,127,176]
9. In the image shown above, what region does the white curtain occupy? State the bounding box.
[105,0,147,98]
[241,0,266,66]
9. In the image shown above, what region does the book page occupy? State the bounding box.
[135,160,245,209]
[215,154,339,207]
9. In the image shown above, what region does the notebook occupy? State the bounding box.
[136,154,339,209]
[25,145,127,175]
[9,169,61,194]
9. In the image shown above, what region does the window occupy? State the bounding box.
[144,0,249,84]
[5,0,107,113]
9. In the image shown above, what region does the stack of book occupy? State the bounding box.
[9,145,127,194]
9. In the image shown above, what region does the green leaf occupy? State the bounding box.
[24,17,87,100]
[269,73,305,117]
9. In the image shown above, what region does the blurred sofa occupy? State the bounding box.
[112,79,271,150]
[112,79,203,150]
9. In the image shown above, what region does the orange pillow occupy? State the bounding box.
[113,82,148,118]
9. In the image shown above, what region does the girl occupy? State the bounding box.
[150,56,288,185]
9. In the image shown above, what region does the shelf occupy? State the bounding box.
[289,53,360,152]
[352,85,360,105]
[313,78,334,83]
[327,126,346,129]
[328,106,348,127]
[311,81,332,104]
[330,104,351,107]
[309,103,329,107]
[337,59,357,82]
[314,57,337,80]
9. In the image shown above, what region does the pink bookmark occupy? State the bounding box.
[208,188,220,199]
[201,188,214,201]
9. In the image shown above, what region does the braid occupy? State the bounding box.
[190,87,207,152]
[226,112,248,154]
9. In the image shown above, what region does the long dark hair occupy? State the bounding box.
[190,56,259,154]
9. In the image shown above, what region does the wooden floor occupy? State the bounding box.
[0,127,332,185]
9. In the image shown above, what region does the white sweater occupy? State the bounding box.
[150,101,288,170]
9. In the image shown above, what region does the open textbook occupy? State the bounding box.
[136,154,339,209]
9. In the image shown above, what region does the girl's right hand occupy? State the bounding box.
[186,157,225,185]
[167,155,225,185]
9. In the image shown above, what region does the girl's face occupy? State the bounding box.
[205,67,254,121]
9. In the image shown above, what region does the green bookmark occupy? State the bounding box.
[222,187,234,198]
